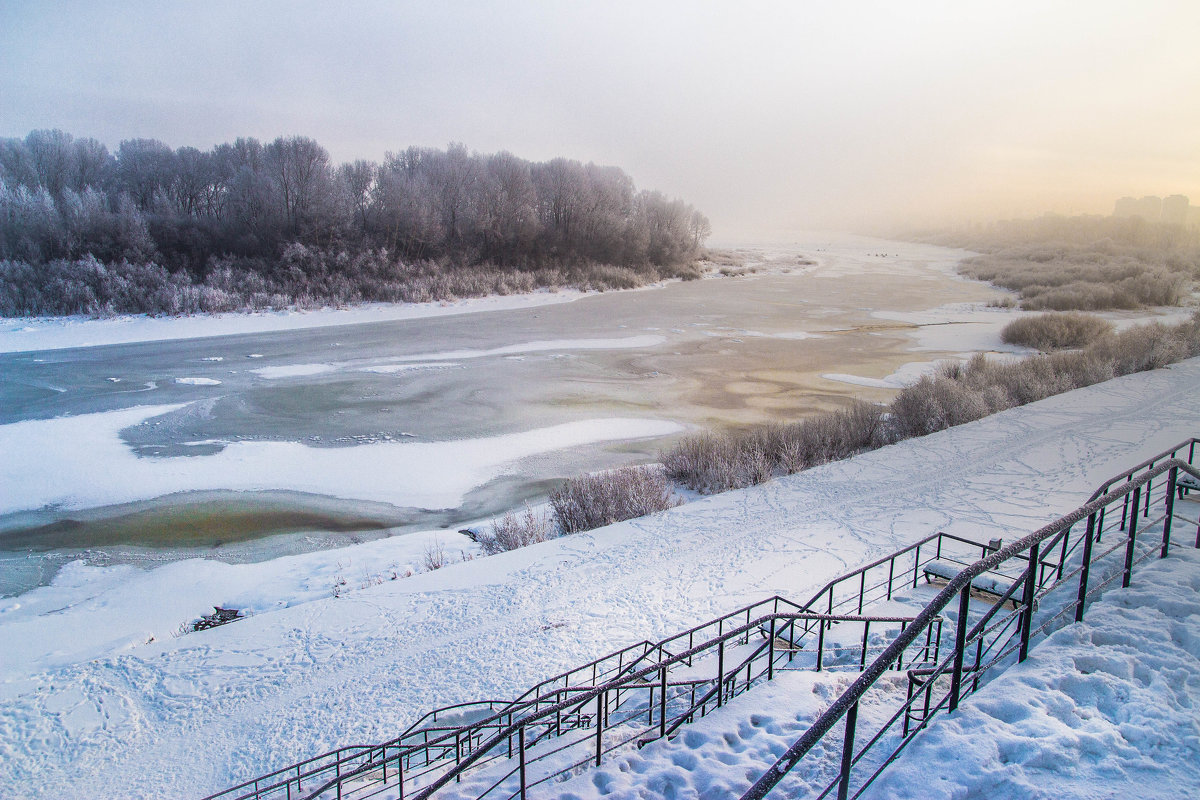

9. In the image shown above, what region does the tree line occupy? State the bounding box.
[0,129,711,316]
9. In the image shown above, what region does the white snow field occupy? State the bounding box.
[2,358,1200,799]
[0,408,683,514]
[0,291,596,354]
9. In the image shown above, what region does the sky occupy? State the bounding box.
[2,0,1198,239]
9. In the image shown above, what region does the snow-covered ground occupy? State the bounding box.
[546,548,1200,800]
[0,407,682,514]
[2,355,1198,799]
[0,290,596,354]
[871,546,1200,799]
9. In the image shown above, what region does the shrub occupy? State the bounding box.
[0,249,690,319]
[663,400,886,492]
[662,431,770,494]
[958,244,1192,311]
[762,400,887,473]
[475,505,555,555]
[661,312,1200,495]
[422,540,447,571]
[550,466,680,533]
[1001,312,1115,351]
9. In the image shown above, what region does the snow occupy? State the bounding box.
[389,334,668,362]
[0,529,475,681]
[0,407,684,514]
[174,376,223,386]
[822,360,947,389]
[0,291,596,354]
[1,358,1198,798]
[872,547,1200,799]
[358,362,459,374]
[250,363,337,379]
[872,303,1190,356]
[544,548,1200,800]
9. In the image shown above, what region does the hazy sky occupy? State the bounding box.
[2,1,1198,238]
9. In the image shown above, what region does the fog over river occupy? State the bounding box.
[0,234,1010,595]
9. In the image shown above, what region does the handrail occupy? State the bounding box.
[205,440,1199,800]
[297,611,924,800]
[741,458,1200,800]
[1089,437,1199,500]
[206,549,975,800]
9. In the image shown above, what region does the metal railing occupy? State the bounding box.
[203,553,972,800]
[741,453,1200,800]
[204,440,1200,800]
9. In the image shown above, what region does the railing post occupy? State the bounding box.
[816,619,826,672]
[857,571,866,615]
[1057,525,1070,580]
[1123,487,1141,588]
[1162,467,1177,558]
[972,636,984,692]
[1019,541,1040,663]
[837,700,860,800]
[768,617,776,681]
[660,664,668,737]
[913,543,921,588]
[859,621,870,669]
[1144,469,1152,518]
[949,585,971,712]
[595,691,604,766]
[717,640,726,707]
[887,557,895,600]
[454,731,461,782]
[518,723,526,800]
[1076,513,1097,622]
[903,678,914,736]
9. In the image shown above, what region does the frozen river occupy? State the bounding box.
[0,233,1008,594]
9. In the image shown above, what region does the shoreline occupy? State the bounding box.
[0,233,983,355]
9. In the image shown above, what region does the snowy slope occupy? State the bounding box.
[2,358,1199,799]
[869,546,1200,800]
[541,546,1200,800]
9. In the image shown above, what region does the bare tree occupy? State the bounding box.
[265,136,332,235]
[113,138,176,211]
[337,159,377,234]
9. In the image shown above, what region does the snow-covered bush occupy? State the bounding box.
[662,431,770,493]
[1001,312,1115,350]
[664,401,886,492]
[550,466,680,533]
[476,505,554,555]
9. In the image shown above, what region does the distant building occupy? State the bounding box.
[1135,196,1163,221]
[1113,197,1139,217]
[1161,194,1189,226]
[1111,194,1194,226]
